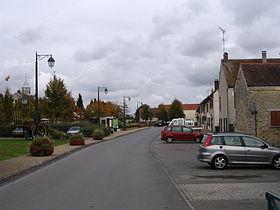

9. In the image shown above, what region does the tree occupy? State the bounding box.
[139,104,152,121]
[43,75,75,122]
[135,108,140,123]
[156,104,168,122]
[168,99,185,120]
[2,90,13,124]
[76,93,84,110]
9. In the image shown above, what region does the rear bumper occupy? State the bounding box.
[197,152,212,163]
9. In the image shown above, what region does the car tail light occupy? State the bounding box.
[203,136,213,147]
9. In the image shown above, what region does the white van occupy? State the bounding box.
[169,118,195,127]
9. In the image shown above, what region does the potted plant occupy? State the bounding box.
[69,133,85,146]
[29,136,54,156]
[93,127,105,140]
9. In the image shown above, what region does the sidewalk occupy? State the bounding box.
[0,127,148,185]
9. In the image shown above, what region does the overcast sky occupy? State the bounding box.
[1,0,280,112]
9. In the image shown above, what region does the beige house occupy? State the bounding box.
[197,80,220,132]
[218,51,280,132]
[235,63,280,142]
[182,104,198,123]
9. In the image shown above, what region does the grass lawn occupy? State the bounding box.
[0,138,69,161]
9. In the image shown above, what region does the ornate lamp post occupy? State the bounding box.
[97,86,108,126]
[123,96,131,130]
[34,52,55,125]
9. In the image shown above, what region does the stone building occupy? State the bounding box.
[218,51,280,132]
[235,63,280,143]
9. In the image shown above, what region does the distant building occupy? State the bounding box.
[22,74,31,95]
[182,104,199,123]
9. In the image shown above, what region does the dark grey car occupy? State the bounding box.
[197,133,280,169]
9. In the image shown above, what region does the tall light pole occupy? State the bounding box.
[34,52,55,125]
[97,86,108,126]
[123,96,130,130]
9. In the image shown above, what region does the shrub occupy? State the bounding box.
[69,134,85,146]
[29,136,54,156]
[93,127,105,140]
[0,125,16,137]
[103,127,112,136]
[80,124,96,137]
[48,128,68,140]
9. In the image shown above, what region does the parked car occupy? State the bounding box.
[161,125,204,143]
[197,133,280,170]
[154,121,163,127]
[67,126,81,136]
[12,127,25,138]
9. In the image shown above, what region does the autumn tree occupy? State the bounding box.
[43,75,75,122]
[168,99,185,120]
[139,104,152,121]
[156,104,168,122]
[1,90,14,124]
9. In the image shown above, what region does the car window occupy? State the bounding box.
[243,137,263,147]
[171,127,182,132]
[224,136,242,146]
[201,135,209,144]
[211,136,223,145]
[182,127,192,133]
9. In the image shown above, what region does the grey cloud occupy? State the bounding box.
[223,0,279,26]
[74,45,114,62]
[178,28,220,58]
[17,30,42,44]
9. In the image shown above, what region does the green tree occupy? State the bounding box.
[168,99,185,120]
[76,93,84,110]
[3,90,13,124]
[43,75,75,122]
[135,108,140,123]
[139,104,152,121]
[156,104,168,122]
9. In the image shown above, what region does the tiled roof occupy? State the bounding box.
[241,63,280,86]
[222,58,280,88]
[182,104,199,110]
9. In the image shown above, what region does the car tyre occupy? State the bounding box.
[166,137,173,144]
[195,137,200,143]
[212,155,227,170]
[273,155,280,170]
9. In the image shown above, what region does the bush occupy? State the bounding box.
[0,125,16,137]
[48,128,68,140]
[93,127,105,140]
[29,136,54,156]
[103,127,112,136]
[80,124,97,137]
[69,134,85,146]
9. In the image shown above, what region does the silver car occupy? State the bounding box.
[197,133,280,169]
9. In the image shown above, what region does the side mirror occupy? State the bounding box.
[260,144,268,149]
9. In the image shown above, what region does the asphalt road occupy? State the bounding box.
[0,128,189,210]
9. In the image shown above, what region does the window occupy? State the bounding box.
[224,136,242,146]
[271,111,280,126]
[172,127,182,132]
[211,137,223,145]
[243,137,263,147]
[182,127,192,133]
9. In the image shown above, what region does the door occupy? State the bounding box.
[223,136,246,163]
[182,126,194,140]
[171,126,183,140]
[242,136,271,163]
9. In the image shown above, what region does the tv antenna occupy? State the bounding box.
[219,27,226,53]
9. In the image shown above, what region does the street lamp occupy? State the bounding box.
[97,86,108,126]
[251,102,258,136]
[34,52,55,125]
[123,96,131,130]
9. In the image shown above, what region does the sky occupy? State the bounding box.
[1,0,280,113]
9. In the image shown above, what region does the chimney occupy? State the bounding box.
[214,79,219,91]
[223,52,228,62]
[262,50,267,63]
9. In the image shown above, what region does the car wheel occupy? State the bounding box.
[166,137,173,144]
[212,155,227,169]
[273,155,280,169]
[194,137,200,143]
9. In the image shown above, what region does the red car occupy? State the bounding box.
[161,125,203,143]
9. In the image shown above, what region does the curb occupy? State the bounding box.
[0,127,149,186]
